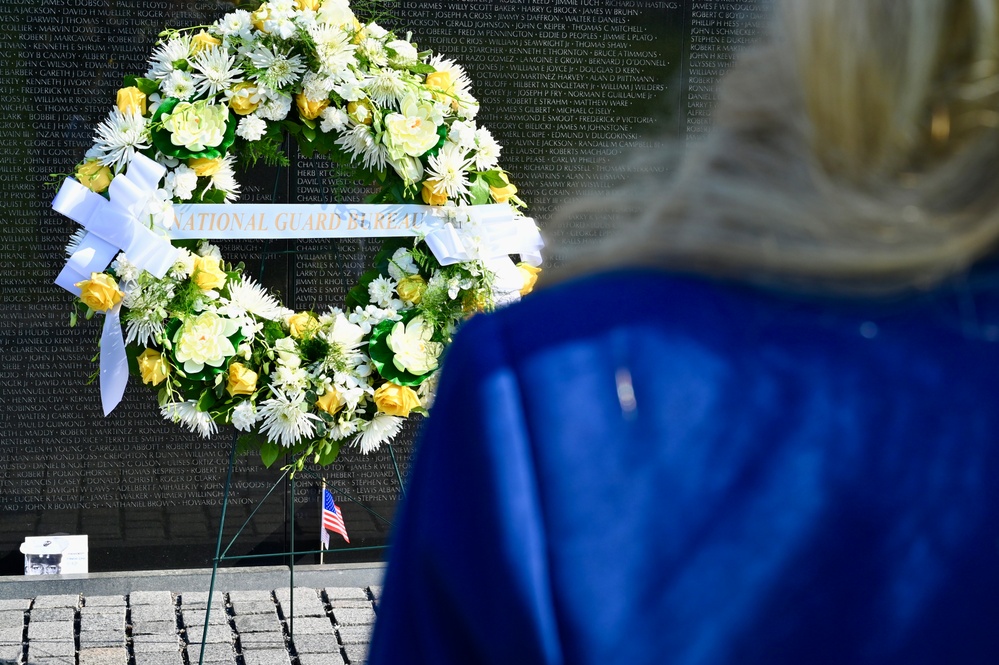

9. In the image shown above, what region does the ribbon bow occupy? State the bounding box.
[52,153,179,415]
[423,204,544,293]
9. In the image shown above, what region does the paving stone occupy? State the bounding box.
[0,611,23,631]
[181,610,229,629]
[0,600,31,612]
[325,588,368,602]
[226,591,273,614]
[79,630,125,648]
[79,611,124,632]
[288,634,332,655]
[336,625,372,645]
[233,613,281,634]
[297,652,346,665]
[132,640,181,655]
[240,649,290,665]
[330,607,376,626]
[235,632,285,650]
[132,620,179,635]
[79,646,128,665]
[132,633,181,646]
[327,599,372,609]
[342,640,369,664]
[30,596,78,610]
[274,588,325,616]
[0,627,21,643]
[131,605,177,623]
[0,642,23,663]
[25,640,75,659]
[80,596,124,608]
[129,591,175,606]
[27,608,75,623]
[23,657,75,665]
[284,617,333,636]
[185,624,231,644]
[26,622,73,641]
[186,642,236,662]
[130,650,184,665]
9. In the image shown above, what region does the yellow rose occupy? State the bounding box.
[421,179,448,206]
[517,263,542,296]
[287,311,320,338]
[252,6,269,32]
[192,255,228,291]
[296,93,329,121]
[116,86,147,116]
[75,272,123,312]
[295,0,321,10]
[346,99,374,125]
[228,82,260,116]
[425,70,454,104]
[396,274,427,304]
[137,348,170,386]
[373,382,421,417]
[490,172,518,204]
[188,157,223,177]
[75,160,112,193]
[226,362,258,397]
[316,389,345,415]
[191,30,222,54]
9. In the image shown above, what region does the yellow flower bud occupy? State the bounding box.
[228,82,260,116]
[396,274,427,305]
[137,348,170,386]
[75,160,113,193]
[346,99,374,125]
[296,92,329,121]
[517,263,542,296]
[316,389,345,415]
[75,272,123,312]
[116,86,147,116]
[190,30,222,55]
[295,0,321,10]
[188,157,223,177]
[286,312,320,339]
[192,255,228,291]
[373,382,421,417]
[489,172,518,204]
[421,179,448,206]
[226,362,258,397]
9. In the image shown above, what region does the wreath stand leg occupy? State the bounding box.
[197,436,404,664]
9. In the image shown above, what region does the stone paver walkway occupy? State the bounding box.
[0,585,379,665]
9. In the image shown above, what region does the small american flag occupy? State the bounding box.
[321,488,349,546]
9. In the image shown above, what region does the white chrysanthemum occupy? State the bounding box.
[271,364,310,393]
[228,275,289,320]
[301,72,335,103]
[258,389,320,447]
[367,275,397,307]
[231,401,258,431]
[210,155,241,202]
[161,400,218,438]
[236,115,268,141]
[363,68,408,107]
[161,69,196,101]
[427,54,472,95]
[216,9,254,40]
[257,94,293,121]
[250,45,307,90]
[319,107,349,133]
[474,127,501,170]
[359,37,388,67]
[448,120,477,151]
[426,142,473,201]
[387,247,418,280]
[65,229,88,257]
[123,278,175,345]
[111,252,140,282]
[146,36,191,80]
[455,90,480,120]
[309,24,357,76]
[353,413,403,454]
[191,47,243,97]
[170,248,196,279]
[335,125,388,172]
[165,165,198,201]
[87,109,149,172]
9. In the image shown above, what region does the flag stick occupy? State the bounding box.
[320,481,326,566]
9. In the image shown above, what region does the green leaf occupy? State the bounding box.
[469,176,491,205]
[259,441,282,468]
[410,62,435,74]
[135,77,160,95]
[302,126,316,142]
[196,389,218,412]
[317,440,342,466]
[480,169,509,188]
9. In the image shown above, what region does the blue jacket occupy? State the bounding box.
[369,269,999,664]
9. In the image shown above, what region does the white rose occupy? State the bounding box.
[386,315,442,376]
[383,93,440,160]
[174,312,239,374]
[162,100,228,152]
[390,155,424,185]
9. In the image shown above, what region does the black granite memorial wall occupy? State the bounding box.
[0,0,767,574]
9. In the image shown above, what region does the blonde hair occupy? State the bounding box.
[552,0,999,294]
